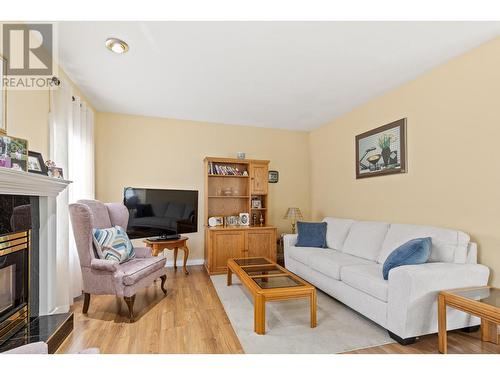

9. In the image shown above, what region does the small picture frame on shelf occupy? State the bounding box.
[0,134,28,172]
[239,213,250,226]
[48,166,64,179]
[251,198,262,209]
[28,151,48,175]
[208,216,224,227]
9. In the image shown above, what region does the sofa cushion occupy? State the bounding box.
[308,249,373,280]
[121,256,166,286]
[287,246,326,265]
[342,221,390,261]
[341,264,389,302]
[296,221,327,248]
[382,237,431,280]
[322,217,354,250]
[377,223,470,264]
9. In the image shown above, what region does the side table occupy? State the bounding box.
[143,236,190,275]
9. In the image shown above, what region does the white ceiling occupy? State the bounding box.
[58,22,500,131]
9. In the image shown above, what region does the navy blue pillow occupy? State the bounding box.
[382,237,432,280]
[295,221,327,248]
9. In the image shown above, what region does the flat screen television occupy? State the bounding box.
[123,187,198,239]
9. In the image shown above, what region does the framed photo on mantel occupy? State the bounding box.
[355,118,407,179]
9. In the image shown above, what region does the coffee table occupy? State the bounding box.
[438,286,500,353]
[227,257,317,335]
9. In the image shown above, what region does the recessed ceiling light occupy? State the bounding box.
[105,38,129,54]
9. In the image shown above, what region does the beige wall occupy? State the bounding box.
[95,112,311,262]
[309,37,500,286]
[5,69,93,157]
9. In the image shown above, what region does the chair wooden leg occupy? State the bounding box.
[160,275,167,295]
[124,295,136,322]
[82,293,91,314]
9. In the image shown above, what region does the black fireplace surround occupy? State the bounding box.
[0,195,38,346]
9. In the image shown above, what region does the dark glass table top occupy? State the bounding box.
[234,257,272,266]
[252,275,303,289]
[449,287,500,308]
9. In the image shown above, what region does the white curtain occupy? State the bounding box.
[49,80,95,309]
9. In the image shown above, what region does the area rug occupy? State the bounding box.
[211,275,395,354]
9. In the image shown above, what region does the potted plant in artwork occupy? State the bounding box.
[378,133,392,166]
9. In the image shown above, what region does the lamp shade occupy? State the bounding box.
[283,207,303,220]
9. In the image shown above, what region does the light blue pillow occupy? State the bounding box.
[295,221,328,248]
[92,225,135,264]
[382,237,431,280]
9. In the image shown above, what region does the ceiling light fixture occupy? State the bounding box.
[105,38,129,54]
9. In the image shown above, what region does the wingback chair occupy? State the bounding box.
[69,199,167,321]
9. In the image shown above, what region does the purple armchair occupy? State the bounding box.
[69,199,167,321]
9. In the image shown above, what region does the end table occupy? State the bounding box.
[143,236,190,275]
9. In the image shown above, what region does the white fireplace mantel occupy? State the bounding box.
[1,167,72,315]
[0,168,71,196]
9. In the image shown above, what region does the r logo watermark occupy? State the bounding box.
[2,23,58,89]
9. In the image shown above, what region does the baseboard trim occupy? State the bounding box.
[164,258,204,268]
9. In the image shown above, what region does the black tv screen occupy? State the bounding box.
[123,187,198,239]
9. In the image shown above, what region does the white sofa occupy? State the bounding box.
[284,217,490,344]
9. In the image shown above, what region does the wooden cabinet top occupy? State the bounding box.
[204,156,270,164]
[205,225,276,231]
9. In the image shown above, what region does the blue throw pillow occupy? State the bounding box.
[295,221,328,248]
[382,237,431,280]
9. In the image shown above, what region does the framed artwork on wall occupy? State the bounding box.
[355,118,407,179]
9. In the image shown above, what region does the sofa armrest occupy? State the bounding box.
[133,246,153,258]
[90,258,118,272]
[283,234,298,249]
[387,262,489,338]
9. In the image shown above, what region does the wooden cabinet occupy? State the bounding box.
[206,227,277,274]
[250,162,268,195]
[210,230,246,274]
[247,229,276,260]
[204,156,275,274]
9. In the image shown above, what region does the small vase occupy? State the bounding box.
[381,147,391,166]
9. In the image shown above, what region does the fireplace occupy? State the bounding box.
[0,197,32,346]
[0,170,73,353]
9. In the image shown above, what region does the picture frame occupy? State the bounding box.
[239,213,250,226]
[0,55,6,135]
[48,166,64,179]
[355,118,407,179]
[0,134,28,172]
[268,170,279,183]
[251,198,262,209]
[28,151,48,175]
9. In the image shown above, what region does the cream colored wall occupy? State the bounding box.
[5,69,94,158]
[309,37,500,286]
[95,112,311,262]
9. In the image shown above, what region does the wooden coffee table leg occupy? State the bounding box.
[310,290,317,328]
[438,293,447,354]
[173,247,178,270]
[227,268,232,286]
[182,245,189,275]
[481,318,499,344]
[254,295,265,335]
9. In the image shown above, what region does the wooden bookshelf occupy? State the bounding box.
[203,156,276,274]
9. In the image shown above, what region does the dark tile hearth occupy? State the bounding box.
[0,313,73,353]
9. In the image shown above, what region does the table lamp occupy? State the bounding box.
[283,207,303,234]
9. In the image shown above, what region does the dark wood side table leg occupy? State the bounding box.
[438,293,447,354]
[173,247,178,270]
[182,244,189,275]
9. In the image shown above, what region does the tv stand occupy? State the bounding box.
[143,236,190,275]
[149,234,181,241]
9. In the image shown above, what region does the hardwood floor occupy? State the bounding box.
[58,265,243,354]
[58,265,498,354]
